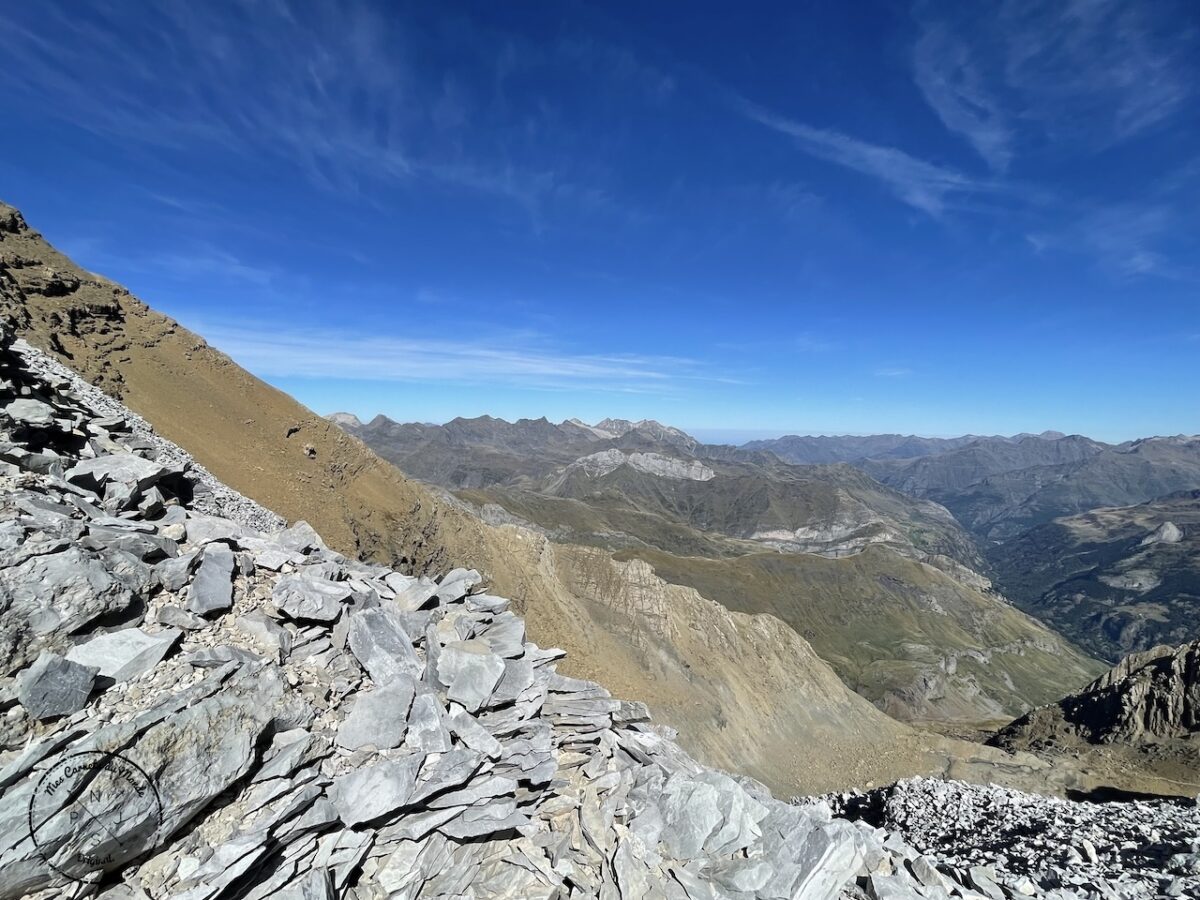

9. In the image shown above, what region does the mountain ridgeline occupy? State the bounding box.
[3,198,1075,799]
[336,413,1105,723]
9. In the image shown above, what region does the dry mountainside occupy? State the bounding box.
[0,323,1107,900]
[340,413,1103,723]
[0,199,1074,798]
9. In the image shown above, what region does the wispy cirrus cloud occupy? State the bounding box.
[875,367,913,378]
[0,1,657,221]
[197,322,732,395]
[913,21,1013,172]
[736,98,998,218]
[912,0,1195,168]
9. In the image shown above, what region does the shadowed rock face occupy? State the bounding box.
[994,640,1200,747]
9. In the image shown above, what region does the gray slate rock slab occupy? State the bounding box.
[156,604,208,631]
[65,627,182,682]
[437,640,505,712]
[330,753,425,826]
[65,454,170,494]
[188,543,236,616]
[336,675,416,750]
[276,520,325,554]
[15,651,98,720]
[0,546,134,675]
[273,572,350,622]
[235,610,293,659]
[348,607,424,684]
[5,398,57,427]
[404,692,452,753]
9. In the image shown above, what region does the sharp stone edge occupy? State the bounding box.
[0,321,1118,900]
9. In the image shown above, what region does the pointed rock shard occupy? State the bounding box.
[437,640,504,712]
[188,543,236,616]
[276,869,336,900]
[336,675,417,750]
[65,626,182,683]
[15,651,97,720]
[446,709,503,759]
[273,572,350,622]
[330,753,425,826]
[235,610,293,659]
[347,607,423,684]
[404,691,452,752]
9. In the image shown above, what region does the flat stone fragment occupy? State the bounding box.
[189,543,236,616]
[275,869,335,900]
[0,546,133,674]
[330,753,425,826]
[5,398,57,427]
[347,607,424,684]
[404,692,452,752]
[15,651,98,720]
[437,640,505,712]
[275,520,325,554]
[65,454,170,494]
[273,572,351,622]
[446,710,503,759]
[182,645,262,668]
[336,675,416,750]
[254,547,299,571]
[65,627,182,682]
[185,513,246,547]
[235,610,293,658]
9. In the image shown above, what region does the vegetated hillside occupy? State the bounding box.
[990,491,1200,662]
[0,198,1034,795]
[860,433,1200,543]
[989,639,1200,795]
[622,545,1101,723]
[343,413,1104,722]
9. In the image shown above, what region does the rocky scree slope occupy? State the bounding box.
[989,493,1200,663]
[0,198,969,797]
[826,778,1200,900]
[0,326,1061,900]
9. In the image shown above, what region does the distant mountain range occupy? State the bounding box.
[334,412,1105,722]
[991,490,1200,662]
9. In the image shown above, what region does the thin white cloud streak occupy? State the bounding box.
[0,1,645,218]
[913,22,1013,172]
[198,324,735,394]
[736,99,997,218]
[875,367,913,378]
[913,0,1194,168]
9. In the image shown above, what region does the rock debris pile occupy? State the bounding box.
[826,778,1200,900]
[0,329,1079,898]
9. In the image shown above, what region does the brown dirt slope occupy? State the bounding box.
[0,199,1075,795]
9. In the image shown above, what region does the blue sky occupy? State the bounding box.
[1,1,1197,442]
